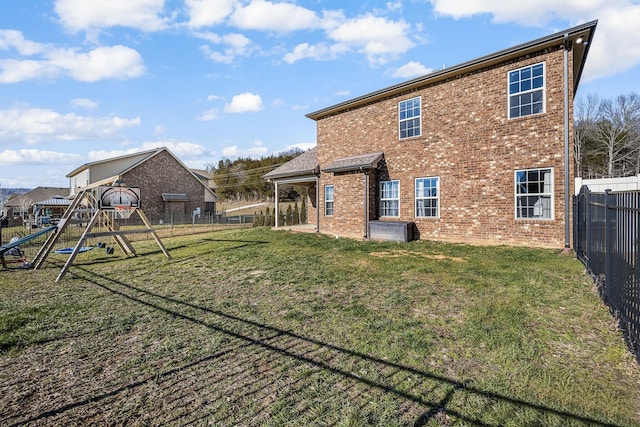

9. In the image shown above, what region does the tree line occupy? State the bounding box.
[575,93,640,178]
[207,148,305,201]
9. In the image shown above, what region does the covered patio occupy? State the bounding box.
[263,148,320,232]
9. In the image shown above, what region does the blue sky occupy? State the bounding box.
[1,0,639,189]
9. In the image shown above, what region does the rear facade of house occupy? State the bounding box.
[307,22,597,248]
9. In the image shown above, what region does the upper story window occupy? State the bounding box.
[415,177,439,218]
[324,185,334,216]
[399,96,421,139]
[515,168,553,220]
[508,63,545,119]
[380,180,400,217]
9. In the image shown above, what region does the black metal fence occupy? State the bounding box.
[574,186,640,363]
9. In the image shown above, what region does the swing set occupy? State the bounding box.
[29,184,171,281]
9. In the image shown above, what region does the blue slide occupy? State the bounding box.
[0,225,57,267]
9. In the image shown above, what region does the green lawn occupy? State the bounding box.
[1,228,638,426]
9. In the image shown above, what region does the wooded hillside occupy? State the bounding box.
[208,148,306,201]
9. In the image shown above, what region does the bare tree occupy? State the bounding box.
[591,93,640,177]
[574,94,600,177]
[19,196,32,221]
[0,182,7,222]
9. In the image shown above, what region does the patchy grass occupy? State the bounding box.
[1,228,639,426]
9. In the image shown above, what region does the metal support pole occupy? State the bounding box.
[315,175,320,233]
[563,34,572,249]
[274,181,279,227]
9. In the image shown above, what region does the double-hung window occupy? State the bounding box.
[515,168,553,219]
[509,63,545,119]
[415,177,439,218]
[380,180,400,217]
[399,96,421,139]
[324,185,334,216]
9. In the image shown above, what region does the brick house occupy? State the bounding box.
[268,21,597,248]
[67,147,217,221]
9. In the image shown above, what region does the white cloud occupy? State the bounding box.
[55,0,169,33]
[0,149,82,165]
[328,14,414,65]
[197,109,219,121]
[47,45,146,82]
[0,30,47,55]
[428,0,640,81]
[222,141,269,158]
[0,107,140,145]
[186,0,234,28]
[283,42,349,64]
[140,141,210,158]
[71,98,98,109]
[229,0,322,32]
[286,142,316,151]
[292,104,309,111]
[392,61,433,79]
[0,32,145,83]
[198,32,254,63]
[224,92,264,113]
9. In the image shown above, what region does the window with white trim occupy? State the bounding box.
[515,168,553,219]
[415,177,439,218]
[324,185,334,216]
[399,96,421,139]
[509,63,545,119]
[380,180,400,217]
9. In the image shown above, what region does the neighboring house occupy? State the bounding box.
[267,21,597,249]
[4,187,70,226]
[66,147,217,221]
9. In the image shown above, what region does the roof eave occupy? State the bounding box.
[306,20,597,120]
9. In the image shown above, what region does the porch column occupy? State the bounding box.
[274,181,279,228]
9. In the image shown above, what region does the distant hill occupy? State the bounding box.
[0,188,30,199]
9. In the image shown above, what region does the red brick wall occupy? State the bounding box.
[317,47,574,248]
[122,150,207,221]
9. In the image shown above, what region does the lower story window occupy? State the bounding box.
[415,177,439,217]
[380,180,400,217]
[515,168,553,219]
[325,185,334,216]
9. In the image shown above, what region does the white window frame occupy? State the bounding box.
[508,62,545,119]
[415,177,439,218]
[324,185,334,216]
[398,96,421,139]
[380,180,400,218]
[514,168,554,220]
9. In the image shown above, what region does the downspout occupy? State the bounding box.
[563,34,571,250]
[315,174,320,233]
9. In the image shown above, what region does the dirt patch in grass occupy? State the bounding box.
[370,249,466,262]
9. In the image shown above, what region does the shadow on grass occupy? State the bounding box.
[9,262,621,427]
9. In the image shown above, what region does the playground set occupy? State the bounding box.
[0,185,171,281]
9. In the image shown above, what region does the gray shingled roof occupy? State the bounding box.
[263,148,319,180]
[322,152,384,173]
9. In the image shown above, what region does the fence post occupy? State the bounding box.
[604,189,613,299]
[585,188,591,265]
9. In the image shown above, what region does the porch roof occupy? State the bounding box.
[322,152,384,173]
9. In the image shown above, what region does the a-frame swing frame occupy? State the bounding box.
[32,187,171,282]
